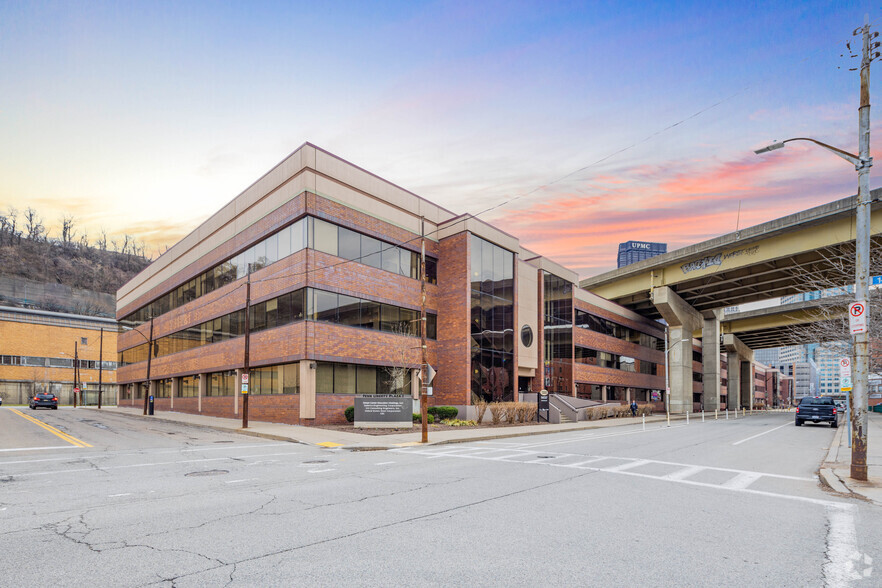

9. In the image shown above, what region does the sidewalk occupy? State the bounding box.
[820,412,882,506]
[85,405,688,450]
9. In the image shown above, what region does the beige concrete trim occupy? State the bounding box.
[651,286,702,330]
[299,360,315,419]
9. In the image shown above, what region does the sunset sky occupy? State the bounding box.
[2,1,880,278]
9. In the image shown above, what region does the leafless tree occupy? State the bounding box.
[383,322,421,395]
[96,228,108,251]
[23,207,46,241]
[0,206,20,245]
[784,238,882,374]
[60,214,77,245]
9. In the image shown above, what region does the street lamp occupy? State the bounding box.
[753,20,875,481]
[664,328,692,419]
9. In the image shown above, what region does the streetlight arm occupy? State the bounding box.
[755,137,864,168]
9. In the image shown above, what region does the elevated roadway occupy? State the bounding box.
[580,191,882,412]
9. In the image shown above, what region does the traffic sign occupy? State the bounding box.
[241,383,249,393]
[840,376,853,392]
[241,373,249,384]
[849,301,868,334]
[840,357,852,378]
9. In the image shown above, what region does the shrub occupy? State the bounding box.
[523,404,537,422]
[515,404,528,423]
[489,403,505,424]
[441,418,477,427]
[503,402,518,424]
[429,406,459,420]
[344,406,355,423]
[475,400,489,423]
[413,413,434,424]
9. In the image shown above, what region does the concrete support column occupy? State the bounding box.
[723,334,754,411]
[299,361,316,419]
[148,380,156,401]
[197,373,206,413]
[741,362,753,411]
[652,287,703,414]
[702,311,722,412]
[171,377,178,410]
[602,385,608,402]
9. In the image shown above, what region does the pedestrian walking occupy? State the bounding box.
[630,399,638,417]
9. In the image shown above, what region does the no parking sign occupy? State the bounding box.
[849,302,868,334]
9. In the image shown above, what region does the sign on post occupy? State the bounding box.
[841,376,853,392]
[849,302,868,334]
[241,373,249,384]
[839,358,852,379]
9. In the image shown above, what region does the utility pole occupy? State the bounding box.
[420,221,429,443]
[851,16,876,481]
[97,328,104,409]
[143,317,154,416]
[242,264,252,429]
[73,340,78,408]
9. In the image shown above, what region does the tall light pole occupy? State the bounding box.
[754,18,878,481]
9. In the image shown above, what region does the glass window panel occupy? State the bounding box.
[338,227,361,261]
[291,218,306,252]
[361,235,382,268]
[399,248,412,277]
[282,363,299,394]
[493,246,504,283]
[316,362,334,393]
[426,257,437,285]
[277,225,292,259]
[231,254,244,281]
[251,302,267,332]
[264,232,278,265]
[251,240,267,270]
[359,300,380,329]
[314,290,338,322]
[502,250,513,281]
[481,240,494,284]
[400,308,418,336]
[427,314,437,340]
[381,304,399,332]
[290,289,304,322]
[356,365,377,394]
[471,237,482,290]
[382,245,400,274]
[334,363,356,394]
[313,218,338,256]
[337,295,360,327]
[265,298,278,330]
[243,248,255,273]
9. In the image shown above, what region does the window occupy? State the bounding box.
[81,337,88,345]
[521,325,533,348]
[313,218,338,256]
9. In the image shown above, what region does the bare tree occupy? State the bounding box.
[23,207,46,241]
[382,322,421,395]
[96,228,108,251]
[0,206,19,245]
[60,214,77,246]
[785,239,882,374]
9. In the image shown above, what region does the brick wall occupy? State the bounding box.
[435,232,470,406]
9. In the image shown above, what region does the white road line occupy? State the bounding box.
[0,446,77,453]
[225,478,258,484]
[732,423,791,446]
[603,459,651,472]
[375,461,395,465]
[824,505,863,586]
[553,457,609,468]
[108,493,132,497]
[663,466,706,481]
[722,472,762,490]
[308,468,335,473]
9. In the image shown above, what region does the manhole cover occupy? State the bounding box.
[537,455,555,459]
[185,469,229,477]
[302,460,328,464]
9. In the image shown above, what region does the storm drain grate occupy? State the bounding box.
[536,455,556,459]
[185,469,229,477]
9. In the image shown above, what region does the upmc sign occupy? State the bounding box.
[630,241,653,250]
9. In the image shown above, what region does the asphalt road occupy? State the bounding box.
[0,407,878,587]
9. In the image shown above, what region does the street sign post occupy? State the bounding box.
[849,301,868,334]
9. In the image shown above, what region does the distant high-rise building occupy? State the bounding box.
[617,241,667,268]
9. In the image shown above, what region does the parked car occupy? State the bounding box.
[795,396,837,427]
[29,392,58,410]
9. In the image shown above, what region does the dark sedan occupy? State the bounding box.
[29,392,58,410]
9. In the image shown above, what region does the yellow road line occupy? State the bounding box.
[316,442,343,448]
[10,409,92,448]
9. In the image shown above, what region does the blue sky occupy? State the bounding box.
[1,0,879,275]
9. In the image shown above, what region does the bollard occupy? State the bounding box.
[642,414,645,431]
[702,411,705,422]
[715,409,718,420]
[667,412,670,427]
[686,411,689,425]
[742,408,745,418]
[726,409,729,420]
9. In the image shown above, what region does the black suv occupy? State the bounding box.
[29,392,59,410]
[795,396,837,427]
